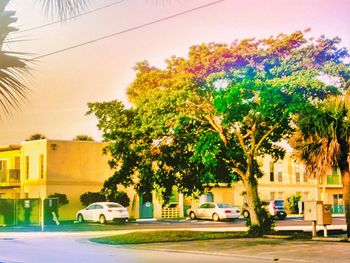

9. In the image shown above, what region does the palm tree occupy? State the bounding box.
[0,0,29,117]
[290,91,350,238]
[37,0,89,19]
[0,0,89,117]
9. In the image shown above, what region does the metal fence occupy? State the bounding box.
[0,198,59,226]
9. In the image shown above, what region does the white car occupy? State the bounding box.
[76,202,129,224]
[188,202,240,221]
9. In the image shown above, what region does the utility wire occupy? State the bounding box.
[14,0,127,34]
[32,0,225,60]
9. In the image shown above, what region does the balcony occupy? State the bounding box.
[326,174,342,186]
[0,169,20,187]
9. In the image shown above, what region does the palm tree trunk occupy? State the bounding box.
[339,159,350,238]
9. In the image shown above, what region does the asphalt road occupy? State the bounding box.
[0,216,348,263]
[0,215,346,233]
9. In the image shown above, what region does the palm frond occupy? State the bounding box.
[35,0,90,20]
[0,1,30,117]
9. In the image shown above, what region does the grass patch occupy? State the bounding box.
[90,230,247,245]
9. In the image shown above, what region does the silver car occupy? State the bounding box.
[188,202,240,221]
[76,202,129,224]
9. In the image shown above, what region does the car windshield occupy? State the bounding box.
[275,200,285,206]
[107,204,123,208]
[217,203,233,208]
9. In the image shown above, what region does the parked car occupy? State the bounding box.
[188,202,240,221]
[241,201,269,219]
[241,200,286,220]
[76,202,129,224]
[269,200,287,219]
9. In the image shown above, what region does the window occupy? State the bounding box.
[0,160,7,171]
[14,156,20,169]
[269,162,275,182]
[295,164,300,183]
[303,192,309,201]
[25,156,29,179]
[277,162,282,182]
[39,154,44,179]
[270,192,275,201]
[303,173,308,182]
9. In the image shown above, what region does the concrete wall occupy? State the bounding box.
[20,140,114,220]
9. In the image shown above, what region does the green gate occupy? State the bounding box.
[44,198,59,225]
[16,199,40,225]
[139,194,153,219]
[0,199,15,225]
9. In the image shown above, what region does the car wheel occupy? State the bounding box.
[99,214,107,224]
[77,214,84,223]
[212,213,220,222]
[189,212,196,220]
[242,210,250,218]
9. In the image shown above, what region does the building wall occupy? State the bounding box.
[0,147,21,199]
[20,140,114,220]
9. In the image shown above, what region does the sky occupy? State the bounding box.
[2,0,350,145]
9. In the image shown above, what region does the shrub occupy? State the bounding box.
[48,193,69,207]
[287,194,301,214]
[80,192,106,207]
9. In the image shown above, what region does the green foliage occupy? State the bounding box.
[26,133,46,141]
[105,190,130,207]
[287,194,301,214]
[80,192,105,207]
[72,134,94,141]
[80,190,130,207]
[91,230,247,245]
[48,193,69,207]
[87,31,348,233]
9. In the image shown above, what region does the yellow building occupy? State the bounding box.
[0,140,344,221]
[0,140,113,220]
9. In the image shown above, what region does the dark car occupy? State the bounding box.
[268,200,287,220]
[241,200,287,220]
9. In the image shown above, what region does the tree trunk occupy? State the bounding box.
[339,159,350,238]
[242,177,261,226]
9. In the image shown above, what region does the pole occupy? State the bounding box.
[41,197,44,232]
[312,221,317,237]
[323,225,328,237]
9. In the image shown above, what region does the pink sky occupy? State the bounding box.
[2,0,350,144]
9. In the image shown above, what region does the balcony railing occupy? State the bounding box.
[326,174,342,185]
[0,169,20,187]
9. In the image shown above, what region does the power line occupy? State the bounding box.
[14,0,127,34]
[32,0,225,60]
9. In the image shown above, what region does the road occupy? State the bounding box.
[0,216,348,263]
[0,234,284,263]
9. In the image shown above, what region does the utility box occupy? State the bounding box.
[304,201,332,225]
[304,201,322,221]
[317,203,332,225]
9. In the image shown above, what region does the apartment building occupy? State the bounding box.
[0,140,113,220]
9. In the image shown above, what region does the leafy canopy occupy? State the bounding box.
[88,30,348,203]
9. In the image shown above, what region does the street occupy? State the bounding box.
[0,216,349,263]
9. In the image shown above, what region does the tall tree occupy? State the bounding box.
[88,31,348,234]
[290,91,350,237]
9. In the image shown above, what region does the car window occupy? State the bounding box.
[107,204,123,208]
[275,200,285,206]
[207,204,215,209]
[200,203,208,209]
[86,204,95,210]
[95,204,103,209]
[217,203,232,209]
